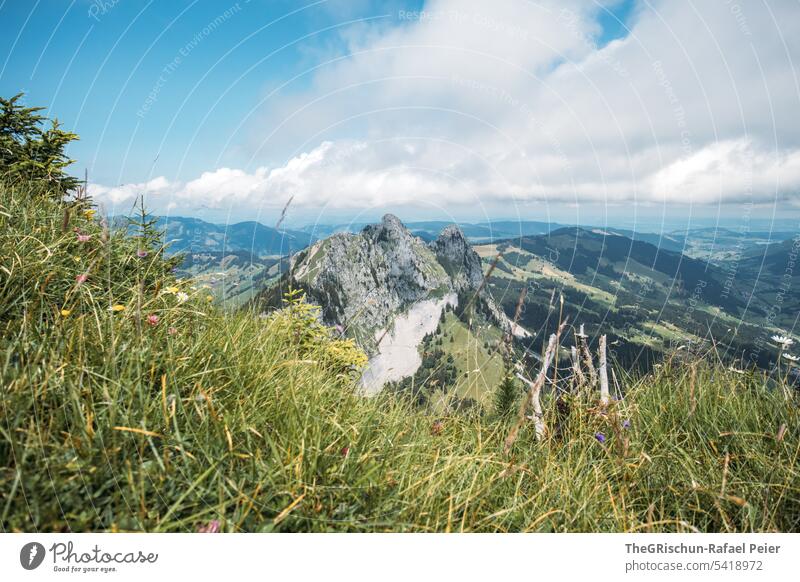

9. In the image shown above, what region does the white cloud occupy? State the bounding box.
[94,0,800,216]
[88,176,175,208]
[649,139,800,204]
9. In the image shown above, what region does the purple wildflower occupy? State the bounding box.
[622,420,631,429]
[594,432,606,443]
[136,249,148,258]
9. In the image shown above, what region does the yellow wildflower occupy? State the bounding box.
[165,286,179,294]
[84,209,96,220]
[60,309,71,317]
[110,304,126,312]
[206,295,214,302]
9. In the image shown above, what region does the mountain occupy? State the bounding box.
[727,236,800,330]
[177,249,289,308]
[258,215,520,400]
[478,227,785,369]
[154,216,314,257]
[114,216,310,306]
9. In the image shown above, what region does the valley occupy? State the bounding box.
[153,213,797,398]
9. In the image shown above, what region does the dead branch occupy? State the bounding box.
[504,333,558,452]
[598,334,610,406]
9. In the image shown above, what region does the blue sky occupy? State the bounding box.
[1,0,425,184]
[2,0,798,228]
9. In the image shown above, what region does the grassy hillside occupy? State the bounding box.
[2,180,800,532]
[479,228,791,370]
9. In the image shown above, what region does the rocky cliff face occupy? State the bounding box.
[284,214,509,348]
[290,215,450,344]
[431,225,485,294]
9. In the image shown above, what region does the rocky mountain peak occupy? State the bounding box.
[264,215,519,355]
[361,213,413,244]
[431,224,485,293]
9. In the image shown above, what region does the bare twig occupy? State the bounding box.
[274,195,294,230]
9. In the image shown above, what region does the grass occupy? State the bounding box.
[433,312,504,404]
[1,180,800,532]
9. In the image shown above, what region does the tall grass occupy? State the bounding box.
[1,181,799,532]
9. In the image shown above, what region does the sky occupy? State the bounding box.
[2,0,799,230]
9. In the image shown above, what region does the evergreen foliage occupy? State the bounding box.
[1,93,79,193]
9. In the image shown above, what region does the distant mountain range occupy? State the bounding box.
[151,216,314,256]
[143,215,797,377]
[138,214,796,261]
[248,215,796,402]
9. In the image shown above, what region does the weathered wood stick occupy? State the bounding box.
[577,325,598,387]
[598,334,610,406]
[504,333,558,452]
[570,345,585,390]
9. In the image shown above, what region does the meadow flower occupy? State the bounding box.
[60,308,71,317]
[147,314,159,327]
[76,233,91,242]
[84,209,96,220]
[594,432,606,443]
[75,273,88,284]
[163,286,179,295]
[206,295,213,302]
[340,446,350,457]
[168,326,178,336]
[197,520,220,533]
[136,249,148,258]
[110,304,125,312]
[783,354,800,363]
[771,335,795,348]
[622,420,631,429]
[728,366,745,374]
[176,291,189,303]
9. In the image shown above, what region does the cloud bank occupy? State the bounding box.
[91,0,800,218]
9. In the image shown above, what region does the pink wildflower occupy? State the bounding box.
[77,234,91,242]
[75,273,88,284]
[197,520,220,533]
[146,314,160,327]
